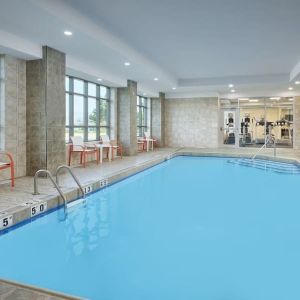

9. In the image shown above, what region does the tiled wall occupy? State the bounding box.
[117,80,137,156]
[151,92,165,147]
[0,56,4,151]
[44,47,66,174]
[26,59,46,175]
[294,96,300,149]
[164,97,219,148]
[0,55,26,180]
[26,46,66,175]
[110,88,118,140]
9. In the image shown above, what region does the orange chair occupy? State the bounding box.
[68,136,99,168]
[137,141,144,152]
[0,152,15,188]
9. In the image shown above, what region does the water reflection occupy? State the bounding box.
[65,195,109,257]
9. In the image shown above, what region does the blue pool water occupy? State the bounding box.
[1,156,300,300]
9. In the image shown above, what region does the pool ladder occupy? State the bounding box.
[252,126,277,160]
[33,165,85,219]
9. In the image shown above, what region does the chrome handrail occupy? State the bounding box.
[251,136,270,160]
[273,137,277,157]
[55,165,85,198]
[252,134,277,160]
[33,169,67,218]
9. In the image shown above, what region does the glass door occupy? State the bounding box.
[265,97,293,148]
[222,110,238,146]
[238,97,293,148]
[239,98,266,147]
[219,98,239,147]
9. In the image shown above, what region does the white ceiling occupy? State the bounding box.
[63,0,300,77]
[0,0,300,98]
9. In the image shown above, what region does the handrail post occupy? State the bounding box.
[55,165,85,198]
[252,136,269,160]
[33,170,68,219]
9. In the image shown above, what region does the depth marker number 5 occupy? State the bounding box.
[0,215,13,230]
[31,202,47,217]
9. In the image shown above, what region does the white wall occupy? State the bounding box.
[165,97,219,148]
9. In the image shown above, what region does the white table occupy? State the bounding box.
[139,138,154,152]
[95,144,112,163]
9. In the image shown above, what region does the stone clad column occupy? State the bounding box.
[151,92,165,147]
[26,46,66,175]
[0,55,26,179]
[117,80,137,156]
[293,96,300,149]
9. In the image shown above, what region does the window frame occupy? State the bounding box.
[137,96,148,137]
[65,76,110,143]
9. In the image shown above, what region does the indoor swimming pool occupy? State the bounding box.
[1,156,300,300]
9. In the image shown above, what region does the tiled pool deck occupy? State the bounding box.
[0,279,83,299]
[1,146,300,298]
[0,148,177,212]
[1,146,300,220]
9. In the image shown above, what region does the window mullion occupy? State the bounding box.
[97,85,100,140]
[65,76,110,142]
[70,78,74,137]
[84,81,88,141]
[108,99,111,138]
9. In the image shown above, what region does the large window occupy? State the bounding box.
[137,96,148,137]
[65,76,110,142]
[220,97,293,148]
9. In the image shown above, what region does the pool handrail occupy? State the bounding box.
[252,126,276,160]
[33,169,68,218]
[55,165,85,199]
[251,136,270,160]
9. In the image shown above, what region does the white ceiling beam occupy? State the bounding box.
[290,60,300,82]
[66,55,126,87]
[179,74,289,88]
[0,29,42,59]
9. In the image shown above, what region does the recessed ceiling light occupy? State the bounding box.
[64,30,72,36]
[124,62,131,66]
[228,84,234,88]
[249,99,259,102]
[97,78,102,81]
[288,87,294,90]
[295,81,300,85]
[239,98,249,101]
[270,97,281,100]
[172,87,177,90]
[154,77,159,81]
[231,89,236,93]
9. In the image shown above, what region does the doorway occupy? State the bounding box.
[220,109,239,147]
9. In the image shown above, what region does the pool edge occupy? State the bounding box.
[1,149,299,236]
[1,149,300,299]
[0,278,85,299]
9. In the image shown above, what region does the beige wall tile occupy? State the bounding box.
[164,97,219,148]
[0,56,27,181]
